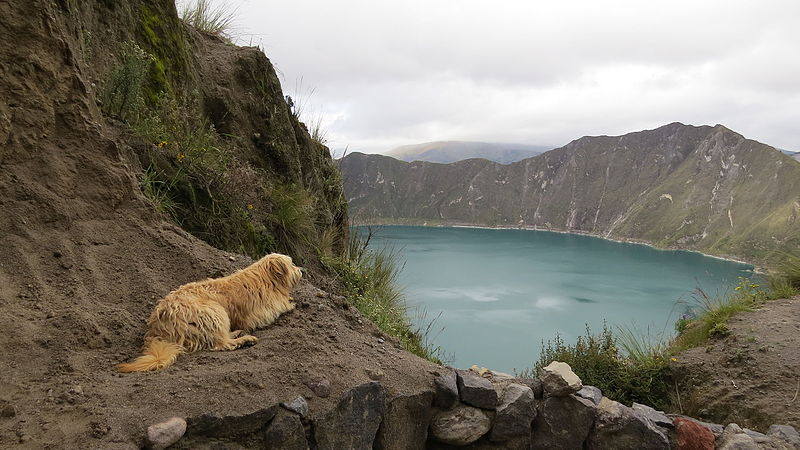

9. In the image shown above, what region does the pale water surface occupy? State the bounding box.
[362,225,754,373]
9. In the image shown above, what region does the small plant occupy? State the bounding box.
[140,166,179,218]
[309,113,328,145]
[178,0,238,39]
[100,42,153,121]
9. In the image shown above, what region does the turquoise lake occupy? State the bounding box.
[362,225,754,373]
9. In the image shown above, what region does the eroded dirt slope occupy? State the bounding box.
[673,296,800,431]
[0,1,436,448]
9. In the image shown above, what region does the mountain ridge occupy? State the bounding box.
[384,140,549,164]
[341,123,800,265]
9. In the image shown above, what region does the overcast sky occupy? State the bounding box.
[228,0,800,154]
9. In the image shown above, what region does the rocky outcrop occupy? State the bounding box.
[540,361,583,397]
[430,404,493,445]
[341,123,800,263]
[314,382,386,450]
[588,397,670,449]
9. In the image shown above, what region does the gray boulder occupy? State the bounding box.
[718,423,759,450]
[516,377,544,399]
[147,417,187,450]
[540,361,582,397]
[434,369,459,410]
[263,411,308,450]
[375,390,435,450]
[280,397,309,418]
[186,406,279,438]
[632,403,674,429]
[587,397,669,449]
[575,386,603,406]
[768,425,800,447]
[457,370,498,409]
[430,403,493,446]
[314,381,386,450]
[489,383,536,443]
[531,394,596,449]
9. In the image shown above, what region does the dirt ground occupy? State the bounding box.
[673,295,800,432]
[0,217,439,449]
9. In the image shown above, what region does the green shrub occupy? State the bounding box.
[322,228,445,364]
[523,323,671,409]
[100,42,153,121]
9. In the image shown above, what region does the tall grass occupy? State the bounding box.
[178,0,238,39]
[322,227,446,363]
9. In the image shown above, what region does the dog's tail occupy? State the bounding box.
[118,339,184,373]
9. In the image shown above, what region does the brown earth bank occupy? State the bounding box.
[0,0,435,447]
[673,295,800,432]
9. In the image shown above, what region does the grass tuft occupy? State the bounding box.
[322,227,446,364]
[178,0,238,39]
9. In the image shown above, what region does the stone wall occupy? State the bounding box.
[145,362,800,449]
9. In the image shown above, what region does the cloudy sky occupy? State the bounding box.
[228,0,800,154]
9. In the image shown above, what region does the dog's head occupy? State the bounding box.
[262,253,302,289]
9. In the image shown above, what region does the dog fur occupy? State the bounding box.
[118,253,302,372]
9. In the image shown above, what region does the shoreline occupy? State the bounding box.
[352,220,763,272]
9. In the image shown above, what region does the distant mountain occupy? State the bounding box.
[384,141,550,164]
[341,123,800,263]
[779,149,800,161]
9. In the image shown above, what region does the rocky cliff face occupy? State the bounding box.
[342,123,800,263]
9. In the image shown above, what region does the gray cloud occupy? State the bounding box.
[231,0,800,153]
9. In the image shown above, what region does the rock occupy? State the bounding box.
[430,403,492,446]
[147,417,187,450]
[0,402,16,418]
[743,427,770,443]
[280,397,308,417]
[575,386,603,405]
[366,368,385,381]
[457,370,498,409]
[375,390,434,450]
[516,377,544,399]
[632,403,674,429]
[434,369,459,409]
[587,397,669,449]
[263,410,308,450]
[717,423,758,450]
[768,425,800,447]
[305,378,331,398]
[314,381,386,450]
[186,406,279,438]
[489,383,536,442]
[673,417,715,450]
[540,361,582,397]
[531,394,596,449]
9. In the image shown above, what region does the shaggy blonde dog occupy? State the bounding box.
[118,253,302,372]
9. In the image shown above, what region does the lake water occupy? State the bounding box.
[362,225,754,373]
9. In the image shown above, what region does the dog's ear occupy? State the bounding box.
[265,254,294,286]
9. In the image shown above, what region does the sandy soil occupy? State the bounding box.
[673,295,800,432]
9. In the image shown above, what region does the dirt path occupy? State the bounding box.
[673,295,800,431]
